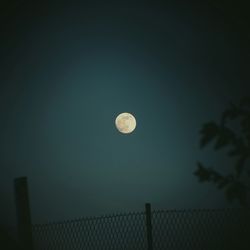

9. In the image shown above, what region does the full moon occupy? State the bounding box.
[115,112,136,134]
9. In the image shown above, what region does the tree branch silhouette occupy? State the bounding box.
[194,96,250,207]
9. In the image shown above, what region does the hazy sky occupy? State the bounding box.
[1,0,250,228]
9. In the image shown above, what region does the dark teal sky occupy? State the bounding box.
[1,0,250,227]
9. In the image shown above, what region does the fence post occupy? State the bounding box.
[145,203,153,250]
[14,177,33,250]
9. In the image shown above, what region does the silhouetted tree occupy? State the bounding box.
[194,96,250,207]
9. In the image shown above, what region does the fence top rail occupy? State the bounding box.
[31,207,250,228]
[152,207,250,214]
[32,210,145,227]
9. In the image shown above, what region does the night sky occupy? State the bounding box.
[1,0,250,231]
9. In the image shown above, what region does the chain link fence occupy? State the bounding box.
[152,208,250,250]
[32,211,147,250]
[31,206,250,250]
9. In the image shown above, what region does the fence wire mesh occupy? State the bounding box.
[152,208,250,250]
[32,211,147,250]
[32,208,250,250]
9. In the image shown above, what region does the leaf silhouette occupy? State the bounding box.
[234,155,248,177]
[228,148,241,157]
[200,122,219,148]
[222,104,241,123]
[217,178,229,189]
[214,133,230,150]
[214,127,236,150]
[194,162,225,185]
[225,181,248,206]
[194,162,212,182]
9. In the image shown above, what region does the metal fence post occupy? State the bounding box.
[14,177,34,250]
[145,203,153,250]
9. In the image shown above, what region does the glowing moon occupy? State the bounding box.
[115,112,136,134]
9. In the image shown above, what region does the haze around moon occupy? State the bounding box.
[115,112,136,134]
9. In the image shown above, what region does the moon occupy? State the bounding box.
[115,112,136,134]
